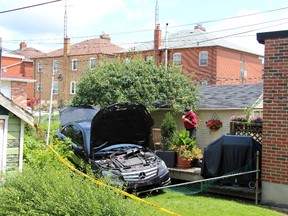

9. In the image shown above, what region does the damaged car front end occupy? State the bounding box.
[57,103,170,191]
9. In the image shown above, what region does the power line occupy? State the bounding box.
[166,6,288,29]
[2,5,288,44]
[0,0,63,14]
[3,16,287,51]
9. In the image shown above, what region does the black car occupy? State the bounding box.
[56,102,170,191]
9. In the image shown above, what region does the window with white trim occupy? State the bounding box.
[38,61,43,73]
[199,51,208,66]
[90,58,96,69]
[125,57,131,63]
[173,53,181,66]
[72,59,78,71]
[36,83,42,92]
[70,81,77,94]
[52,82,59,94]
[53,60,59,74]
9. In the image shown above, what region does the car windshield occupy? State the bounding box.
[98,144,140,152]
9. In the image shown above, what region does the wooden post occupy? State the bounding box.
[255,150,260,205]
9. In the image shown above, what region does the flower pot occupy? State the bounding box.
[176,153,191,168]
[156,150,176,168]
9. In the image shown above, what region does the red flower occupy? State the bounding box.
[205,119,223,130]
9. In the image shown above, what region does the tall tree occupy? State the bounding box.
[72,57,198,111]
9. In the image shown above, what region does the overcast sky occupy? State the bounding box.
[1,0,288,55]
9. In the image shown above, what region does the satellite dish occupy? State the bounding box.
[57,74,63,81]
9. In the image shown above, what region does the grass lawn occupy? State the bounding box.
[143,190,283,216]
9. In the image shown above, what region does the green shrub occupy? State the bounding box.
[0,157,149,216]
[160,112,177,150]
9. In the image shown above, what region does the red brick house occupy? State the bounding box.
[120,25,263,85]
[32,34,123,107]
[3,42,45,110]
[257,30,288,208]
[0,52,35,109]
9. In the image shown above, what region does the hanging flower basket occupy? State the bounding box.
[205,113,222,130]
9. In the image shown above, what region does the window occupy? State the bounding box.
[90,58,96,69]
[199,51,208,66]
[36,83,42,92]
[125,57,131,63]
[173,53,181,66]
[72,59,78,71]
[38,61,43,73]
[52,82,59,94]
[53,60,59,74]
[70,81,77,94]
[62,125,84,147]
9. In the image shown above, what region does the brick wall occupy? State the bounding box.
[261,37,288,185]
[11,82,27,110]
[216,48,263,85]
[257,30,288,207]
[122,46,262,86]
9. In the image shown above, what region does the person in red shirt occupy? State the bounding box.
[182,107,198,139]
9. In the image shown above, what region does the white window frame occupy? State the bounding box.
[199,51,208,66]
[53,60,59,74]
[90,58,96,69]
[173,53,181,66]
[38,61,43,73]
[70,81,77,94]
[125,57,131,63]
[52,82,59,94]
[36,83,42,92]
[72,59,78,71]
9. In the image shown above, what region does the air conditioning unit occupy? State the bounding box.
[241,70,247,78]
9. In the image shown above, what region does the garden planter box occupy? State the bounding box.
[156,150,176,168]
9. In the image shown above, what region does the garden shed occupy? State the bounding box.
[196,83,263,150]
[0,93,34,179]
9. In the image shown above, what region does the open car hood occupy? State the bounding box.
[90,103,154,151]
[59,105,99,127]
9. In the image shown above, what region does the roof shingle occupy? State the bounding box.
[46,38,123,57]
[198,83,263,109]
[121,28,260,56]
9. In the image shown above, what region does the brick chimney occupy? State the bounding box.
[20,42,27,50]
[194,25,206,32]
[64,37,70,56]
[154,24,162,50]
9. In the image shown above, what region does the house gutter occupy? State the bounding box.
[199,108,246,111]
[1,77,36,83]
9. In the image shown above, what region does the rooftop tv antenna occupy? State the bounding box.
[155,0,159,27]
[64,0,68,37]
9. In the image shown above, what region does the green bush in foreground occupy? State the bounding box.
[0,158,148,216]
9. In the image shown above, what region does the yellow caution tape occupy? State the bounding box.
[48,145,179,216]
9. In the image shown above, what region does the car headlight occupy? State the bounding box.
[101,169,124,186]
[158,160,168,175]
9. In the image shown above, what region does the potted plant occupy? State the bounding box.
[250,116,262,124]
[155,112,177,168]
[171,130,202,168]
[205,119,223,131]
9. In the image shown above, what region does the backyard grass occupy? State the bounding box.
[143,190,284,216]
